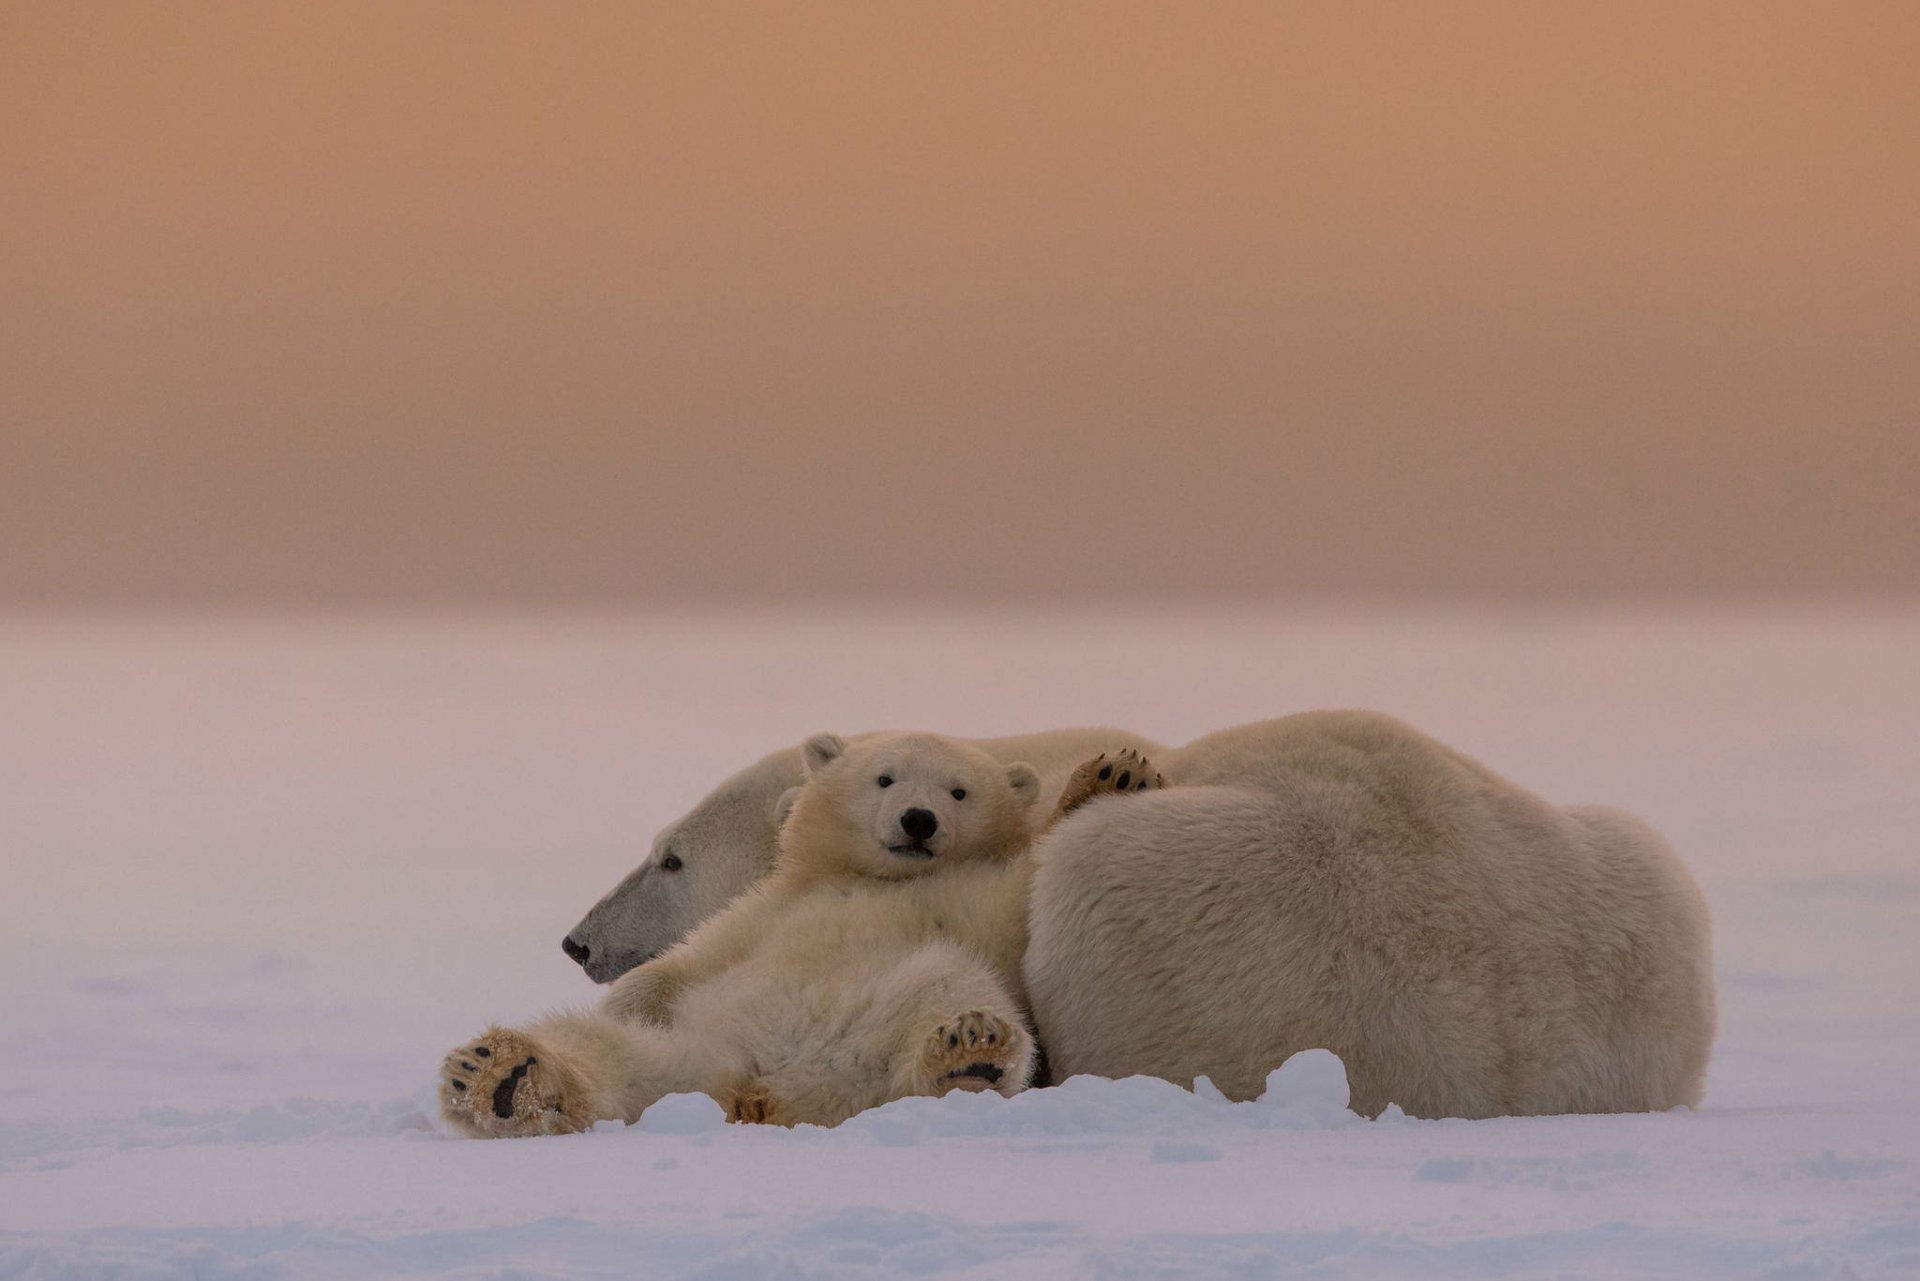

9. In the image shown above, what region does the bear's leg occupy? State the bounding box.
[874,942,1036,1102]
[1046,747,1167,829]
[723,941,1034,1125]
[440,1009,715,1139]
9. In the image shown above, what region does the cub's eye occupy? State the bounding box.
[951,788,967,801]
[661,854,684,871]
[877,775,893,788]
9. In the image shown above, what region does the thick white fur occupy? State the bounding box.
[544,713,1715,1123]
[564,727,1166,981]
[1025,711,1716,1117]
[443,733,1045,1135]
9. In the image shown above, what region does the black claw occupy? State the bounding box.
[473,1046,491,1058]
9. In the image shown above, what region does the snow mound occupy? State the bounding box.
[607,1049,1366,1150]
[1257,1048,1357,1127]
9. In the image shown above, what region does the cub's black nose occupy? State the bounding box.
[899,808,938,842]
[561,935,591,966]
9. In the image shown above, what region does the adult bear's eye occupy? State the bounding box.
[877,775,893,788]
[661,853,683,871]
[951,788,967,800]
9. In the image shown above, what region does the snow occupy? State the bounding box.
[3,607,1918,1279]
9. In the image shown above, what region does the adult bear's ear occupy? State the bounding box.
[1005,762,1041,805]
[802,733,846,775]
[772,785,803,827]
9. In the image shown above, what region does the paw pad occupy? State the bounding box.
[440,1030,577,1138]
[921,1010,1027,1096]
[1055,748,1166,820]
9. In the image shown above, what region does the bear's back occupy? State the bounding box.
[1027,711,1715,1116]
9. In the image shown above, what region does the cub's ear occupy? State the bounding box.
[802,733,846,775]
[1005,761,1041,805]
[773,785,803,827]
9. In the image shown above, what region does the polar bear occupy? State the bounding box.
[560,727,1167,981]
[439,732,1159,1136]
[560,712,1716,1119]
[1027,712,1715,1117]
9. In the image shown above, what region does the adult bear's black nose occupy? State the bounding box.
[561,935,591,967]
[899,808,938,842]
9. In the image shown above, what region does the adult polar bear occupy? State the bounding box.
[565,712,1716,1118]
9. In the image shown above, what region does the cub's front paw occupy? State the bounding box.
[601,962,682,1025]
[440,1028,586,1138]
[1051,748,1166,823]
[917,1010,1032,1098]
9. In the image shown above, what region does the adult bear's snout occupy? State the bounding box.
[561,934,591,967]
[898,808,938,842]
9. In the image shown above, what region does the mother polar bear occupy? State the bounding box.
[564,712,1715,1118]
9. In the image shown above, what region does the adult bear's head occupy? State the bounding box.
[560,744,805,982]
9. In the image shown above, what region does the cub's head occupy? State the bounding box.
[779,732,1041,880]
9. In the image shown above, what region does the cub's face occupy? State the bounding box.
[786,732,1040,879]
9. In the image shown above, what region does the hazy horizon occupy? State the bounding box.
[5,2,1916,607]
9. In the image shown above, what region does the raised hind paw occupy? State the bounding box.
[1049,748,1167,826]
[918,1010,1032,1097]
[440,1027,587,1139]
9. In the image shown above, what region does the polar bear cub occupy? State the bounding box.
[440,732,1155,1136]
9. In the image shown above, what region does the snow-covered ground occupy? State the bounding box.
[3,607,1917,1279]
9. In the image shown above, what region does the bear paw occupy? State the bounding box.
[720,1079,791,1126]
[440,1028,587,1139]
[918,1010,1030,1097]
[1050,748,1166,824]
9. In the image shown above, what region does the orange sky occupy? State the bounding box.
[3,1,1916,604]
